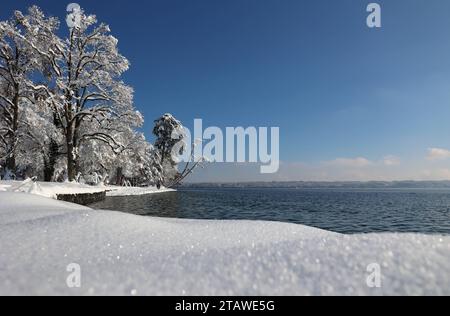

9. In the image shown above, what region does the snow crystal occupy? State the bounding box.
[0,192,449,296]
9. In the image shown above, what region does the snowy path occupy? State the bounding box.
[0,192,449,296]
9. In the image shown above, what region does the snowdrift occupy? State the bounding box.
[0,192,449,296]
[106,186,175,197]
[0,180,105,199]
[0,180,172,199]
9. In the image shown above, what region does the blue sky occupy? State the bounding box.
[2,0,450,181]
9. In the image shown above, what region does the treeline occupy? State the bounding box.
[0,6,198,187]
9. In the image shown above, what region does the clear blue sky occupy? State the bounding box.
[2,0,450,181]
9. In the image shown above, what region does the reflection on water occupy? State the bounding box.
[90,188,450,234]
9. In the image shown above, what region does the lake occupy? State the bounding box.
[91,187,450,235]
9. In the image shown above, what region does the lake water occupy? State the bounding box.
[90,187,450,235]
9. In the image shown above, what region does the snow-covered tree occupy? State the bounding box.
[0,12,34,175]
[1,5,203,186]
[0,7,61,179]
[153,114,205,188]
[109,134,163,187]
[45,6,135,182]
[76,110,155,186]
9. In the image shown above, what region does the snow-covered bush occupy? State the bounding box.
[152,114,205,188]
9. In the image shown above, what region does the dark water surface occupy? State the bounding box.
[91,187,450,234]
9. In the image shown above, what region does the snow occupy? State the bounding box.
[106,186,175,197]
[0,180,172,198]
[0,180,106,199]
[0,192,449,296]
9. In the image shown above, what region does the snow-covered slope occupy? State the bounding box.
[0,192,449,296]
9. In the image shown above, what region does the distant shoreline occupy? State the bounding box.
[182,180,450,189]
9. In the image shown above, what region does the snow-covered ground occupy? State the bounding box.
[0,180,172,199]
[106,186,175,197]
[0,192,449,296]
[0,180,106,199]
[0,183,9,192]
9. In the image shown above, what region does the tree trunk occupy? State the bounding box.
[73,120,81,178]
[43,139,59,182]
[5,89,19,175]
[5,155,16,174]
[67,145,76,182]
[66,123,76,182]
[116,167,123,186]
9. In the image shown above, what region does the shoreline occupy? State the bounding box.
[0,180,174,201]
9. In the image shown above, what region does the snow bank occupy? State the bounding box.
[106,186,175,197]
[0,192,449,296]
[0,180,173,199]
[0,180,105,199]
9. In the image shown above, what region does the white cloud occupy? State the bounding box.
[427,148,450,161]
[324,157,372,168]
[420,168,450,180]
[383,155,400,166]
[186,150,450,182]
[325,155,401,168]
[187,160,450,182]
